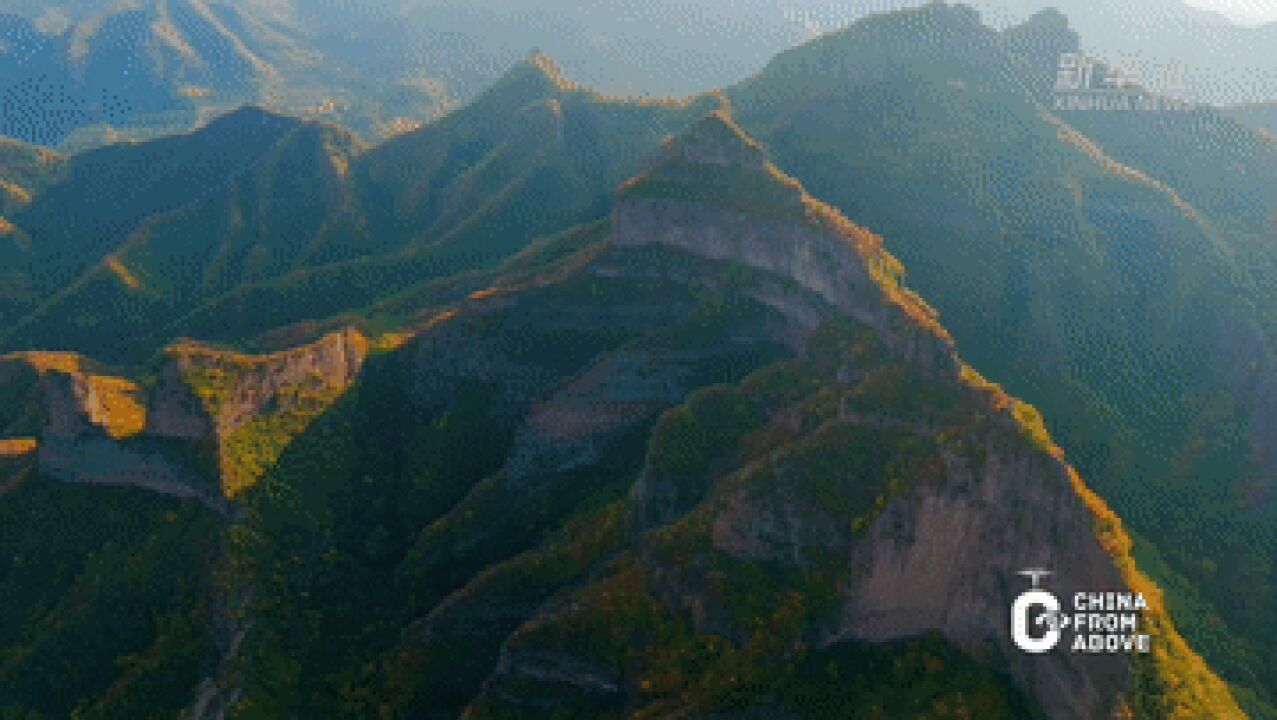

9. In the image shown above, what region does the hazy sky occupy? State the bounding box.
[1183,0,1277,24]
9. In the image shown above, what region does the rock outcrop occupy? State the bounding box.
[829,432,1129,718]
[465,110,1242,720]
[615,110,955,376]
[0,328,368,510]
[0,350,225,512]
[164,326,368,438]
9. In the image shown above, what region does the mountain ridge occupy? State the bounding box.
[0,100,1245,717]
[0,4,1271,715]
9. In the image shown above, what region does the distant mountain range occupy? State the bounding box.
[3,0,1277,149]
[2,2,1276,718]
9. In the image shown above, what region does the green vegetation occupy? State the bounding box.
[727,4,1277,711]
[640,385,764,524]
[485,513,1035,719]
[0,473,221,719]
[0,65,718,364]
[217,243,801,717]
[0,362,42,437]
[220,379,347,498]
[618,112,812,226]
[0,10,1260,715]
[773,635,1045,719]
[622,160,808,223]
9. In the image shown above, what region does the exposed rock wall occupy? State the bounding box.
[2,328,367,511]
[168,326,368,437]
[469,112,1240,719]
[828,435,1130,719]
[614,197,887,329]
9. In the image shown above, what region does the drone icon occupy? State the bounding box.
[1017,568,1054,588]
[1016,569,1068,632]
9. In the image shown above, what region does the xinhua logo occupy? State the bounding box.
[1010,569,1152,655]
[1051,52,1192,113]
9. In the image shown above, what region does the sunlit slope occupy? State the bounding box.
[0,107,301,333]
[725,4,1277,712]
[1,115,363,360]
[0,136,64,215]
[0,106,1245,718]
[0,58,719,364]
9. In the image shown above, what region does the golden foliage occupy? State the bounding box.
[527,51,699,107]
[1066,466,1246,718]
[5,350,85,375]
[106,256,142,290]
[2,352,146,439]
[0,180,31,204]
[167,327,368,380]
[87,375,147,439]
[0,437,37,457]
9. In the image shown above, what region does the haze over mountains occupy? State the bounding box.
[4,0,1277,150]
[2,1,1277,718]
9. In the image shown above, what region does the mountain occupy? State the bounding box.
[4,14,1274,709]
[0,106,305,335]
[0,3,1271,717]
[984,0,1277,104]
[0,135,63,212]
[723,3,1277,713]
[0,57,722,365]
[6,0,1277,152]
[0,0,809,149]
[0,108,1242,718]
[0,1,266,147]
[0,134,63,264]
[0,0,480,148]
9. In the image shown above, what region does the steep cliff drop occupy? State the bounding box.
[0,328,368,514]
[457,110,1243,719]
[0,108,1245,719]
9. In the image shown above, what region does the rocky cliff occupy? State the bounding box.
[0,328,368,510]
[616,110,955,376]
[0,104,1245,718]
[462,111,1242,719]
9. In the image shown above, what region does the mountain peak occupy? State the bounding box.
[1003,6,1081,77]
[480,52,579,105]
[202,105,300,135]
[617,108,802,219]
[615,108,953,370]
[525,51,578,92]
[663,108,768,170]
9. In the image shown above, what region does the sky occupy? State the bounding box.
[1182,0,1277,24]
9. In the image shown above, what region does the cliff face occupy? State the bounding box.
[828,433,1129,717]
[615,111,955,376]
[479,360,1141,717]
[0,350,222,510]
[165,326,368,438]
[0,328,368,509]
[0,104,1243,718]
[461,112,1241,719]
